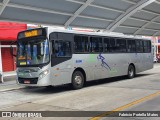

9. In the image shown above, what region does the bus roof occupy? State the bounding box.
[47,27,151,41]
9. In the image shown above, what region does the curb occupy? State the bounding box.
[0,84,24,92]
[0,86,24,92]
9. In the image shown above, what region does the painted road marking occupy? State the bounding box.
[90,91,160,120]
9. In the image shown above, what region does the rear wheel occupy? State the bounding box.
[72,71,84,90]
[128,65,135,79]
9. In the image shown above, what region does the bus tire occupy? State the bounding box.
[128,65,135,79]
[72,71,84,90]
[45,85,54,89]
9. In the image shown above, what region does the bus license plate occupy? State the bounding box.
[24,80,30,84]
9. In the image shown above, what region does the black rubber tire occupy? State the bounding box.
[45,85,54,89]
[72,71,84,90]
[128,65,135,79]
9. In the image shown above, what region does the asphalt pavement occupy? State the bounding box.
[0,63,160,120]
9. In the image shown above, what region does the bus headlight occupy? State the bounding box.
[39,69,49,80]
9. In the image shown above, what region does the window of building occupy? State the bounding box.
[74,36,89,53]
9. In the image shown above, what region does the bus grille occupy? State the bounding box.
[18,77,38,84]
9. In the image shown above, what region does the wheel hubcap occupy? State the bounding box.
[75,75,82,85]
[129,68,134,77]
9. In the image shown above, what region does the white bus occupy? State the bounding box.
[11,28,153,89]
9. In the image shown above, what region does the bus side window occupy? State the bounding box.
[147,41,151,53]
[104,38,110,52]
[55,41,71,57]
[143,41,148,53]
[109,38,116,52]
[127,40,131,52]
[64,41,72,56]
[55,41,64,57]
[127,39,136,53]
[90,37,103,53]
[116,39,127,52]
[52,41,54,55]
[74,36,89,53]
[136,40,143,53]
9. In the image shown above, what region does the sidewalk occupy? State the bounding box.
[0,72,24,92]
[3,71,16,79]
[0,81,23,92]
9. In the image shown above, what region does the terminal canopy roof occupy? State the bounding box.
[0,0,160,36]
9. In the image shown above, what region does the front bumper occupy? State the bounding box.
[17,74,52,87]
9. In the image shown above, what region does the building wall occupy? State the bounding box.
[1,42,16,72]
[1,47,14,72]
[0,22,27,72]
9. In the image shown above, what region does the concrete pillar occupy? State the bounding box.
[0,41,3,83]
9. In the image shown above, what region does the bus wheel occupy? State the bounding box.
[128,65,135,79]
[72,71,84,90]
[45,85,54,89]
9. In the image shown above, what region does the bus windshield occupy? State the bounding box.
[17,38,49,66]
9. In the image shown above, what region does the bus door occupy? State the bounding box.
[51,40,72,85]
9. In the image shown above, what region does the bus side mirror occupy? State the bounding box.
[10,41,17,57]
